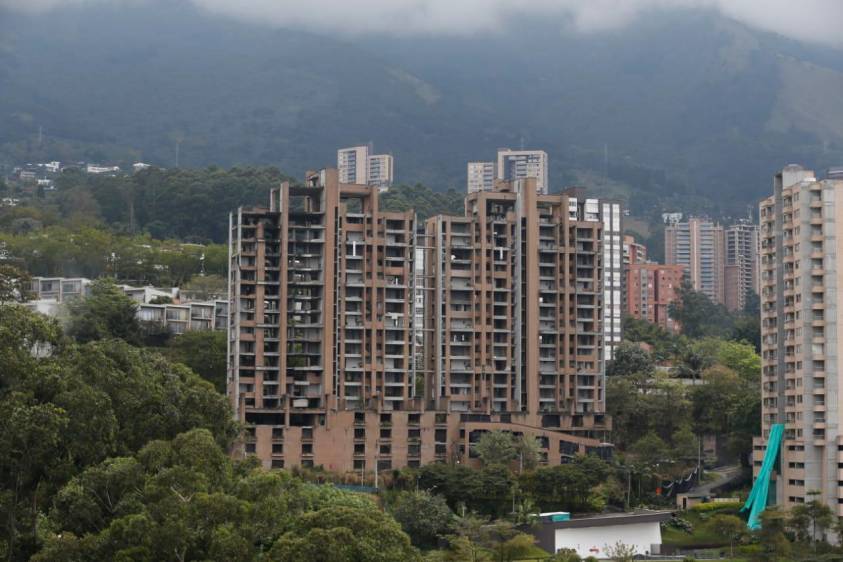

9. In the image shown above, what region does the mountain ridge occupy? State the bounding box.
[1,2,842,218]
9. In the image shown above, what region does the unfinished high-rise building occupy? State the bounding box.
[425,178,609,423]
[229,171,611,474]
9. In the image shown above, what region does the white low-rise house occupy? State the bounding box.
[120,284,179,304]
[531,510,672,559]
[31,277,92,302]
[85,164,121,174]
[27,276,226,334]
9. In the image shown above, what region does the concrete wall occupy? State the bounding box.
[553,521,662,559]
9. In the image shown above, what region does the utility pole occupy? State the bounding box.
[374,439,379,490]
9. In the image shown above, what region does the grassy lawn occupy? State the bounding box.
[662,510,731,548]
[515,545,551,559]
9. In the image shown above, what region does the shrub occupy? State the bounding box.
[690,501,742,513]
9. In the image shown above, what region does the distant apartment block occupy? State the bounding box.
[30,276,92,302]
[367,153,394,192]
[496,148,549,194]
[228,171,612,474]
[754,164,843,514]
[337,146,368,184]
[623,235,647,266]
[665,217,725,305]
[724,220,759,312]
[85,164,121,174]
[467,161,496,193]
[337,145,394,191]
[598,200,623,361]
[137,299,228,334]
[27,276,225,334]
[625,263,684,333]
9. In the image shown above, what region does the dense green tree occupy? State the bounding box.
[390,491,455,549]
[483,522,535,562]
[380,184,464,220]
[50,166,291,243]
[513,435,541,472]
[0,399,69,560]
[716,340,761,382]
[519,456,608,513]
[0,265,33,303]
[547,548,582,562]
[606,341,655,377]
[630,432,669,466]
[0,304,237,561]
[166,330,227,393]
[66,279,140,344]
[474,431,516,467]
[0,226,225,286]
[0,304,62,390]
[671,426,699,460]
[669,283,734,339]
[442,514,494,562]
[34,429,416,562]
[708,514,745,558]
[757,507,792,561]
[789,491,835,546]
[269,506,421,562]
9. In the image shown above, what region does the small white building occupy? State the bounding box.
[531,510,672,559]
[85,164,121,174]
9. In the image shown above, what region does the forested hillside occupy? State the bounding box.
[2,2,843,219]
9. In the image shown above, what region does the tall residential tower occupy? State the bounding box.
[228,171,612,473]
[665,217,725,304]
[755,164,843,512]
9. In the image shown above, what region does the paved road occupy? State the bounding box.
[690,465,743,496]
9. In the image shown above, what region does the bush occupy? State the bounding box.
[663,516,694,534]
[690,501,742,513]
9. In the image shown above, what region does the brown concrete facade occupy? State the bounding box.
[425,178,609,439]
[229,172,611,476]
[625,263,684,333]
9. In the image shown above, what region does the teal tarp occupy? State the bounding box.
[741,423,784,530]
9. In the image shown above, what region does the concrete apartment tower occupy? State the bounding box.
[598,200,623,361]
[496,148,549,195]
[724,220,759,312]
[229,171,611,474]
[755,164,843,512]
[425,178,609,421]
[625,264,685,333]
[665,217,726,305]
[337,145,394,191]
[467,161,496,193]
[337,145,369,184]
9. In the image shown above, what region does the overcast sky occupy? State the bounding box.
[2,0,842,47]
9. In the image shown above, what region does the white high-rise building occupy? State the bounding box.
[368,153,394,192]
[665,217,725,305]
[600,201,624,362]
[338,145,394,191]
[755,164,843,515]
[496,148,549,194]
[467,161,496,193]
